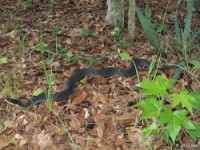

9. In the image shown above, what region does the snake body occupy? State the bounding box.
[5,58,173,109]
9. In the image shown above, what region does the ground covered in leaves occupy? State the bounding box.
[0,0,200,149]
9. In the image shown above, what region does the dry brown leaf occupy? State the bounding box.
[15,134,27,147]
[69,116,81,130]
[116,112,134,124]
[0,137,13,149]
[71,91,87,105]
[98,143,114,150]
[93,92,109,104]
[66,38,72,44]
[95,123,105,139]
[32,131,56,150]
[25,118,42,132]
[0,89,6,99]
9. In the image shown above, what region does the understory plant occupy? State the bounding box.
[135,75,200,145]
[111,26,133,50]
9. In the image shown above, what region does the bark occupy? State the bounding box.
[105,0,124,27]
[128,0,136,38]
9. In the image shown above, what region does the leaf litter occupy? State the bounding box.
[0,0,199,149]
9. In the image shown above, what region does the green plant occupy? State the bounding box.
[49,0,56,4]
[36,41,49,54]
[51,25,62,52]
[0,57,8,64]
[171,0,200,86]
[3,73,19,99]
[58,47,68,60]
[80,29,97,37]
[111,27,121,42]
[111,27,133,50]
[173,0,195,56]
[144,4,165,34]
[23,0,35,7]
[117,39,133,50]
[41,60,55,111]
[136,7,162,52]
[17,31,29,53]
[135,75,200,145]
[1,19,12,34]
[81,54,97,67]
[4,79,16,99]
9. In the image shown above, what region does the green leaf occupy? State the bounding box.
[173,109,189,125]
[91,32,97,37]
[190,92,200,111]
[159,109,190,144]
[143,122,158,138]
[167,110,188,143]
[183,120,196,130]
[135,97,163,119]
[137,75,173,97]
[114,26,120,33]
[162,130,171,145]
[119,52,131,61]
[158,107,173,124]
[186,122,200,139]
[80,79,87,84]
[190,92,200,100]
[110,31,117,36]
[80,29,91,36]
[187,59,200,67]
[53,25,62,36]
[167,120,181,144]
[171,90,196,114]
[136,7,162,51]
[33,88,44,96]
[0,57,8,64]
[156,25,164,33]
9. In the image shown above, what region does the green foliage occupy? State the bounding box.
[41,61,55,111]
[137,76,173,97]
[136,97,163,119]
[36,41,48,54]
[144,4,165,34]
[136,7,162,52]
[0,57,8,64]
[17,30,29,53]
[3,74,19,99]
[143,122,159,138]
[35,26,77,63]
[23,0,35,7]
[49,0,56,4]
[51,25,62,50]
[33,88,44,96]
[135,75,200,144]
[111,27,133,50]
[119,52,132,61]
[1,19,12,34]
[81,54,97,67]
[171,90,196,114]
[111,27,121,42]
[52,25,62,36]
[80,29,97,37]
[117,39,133,50]
[190,92,200,111]
[174,0,198,56]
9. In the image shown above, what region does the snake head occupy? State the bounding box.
[5,98,31,109]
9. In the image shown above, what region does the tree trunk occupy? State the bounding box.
[106,0,136,39]
[128,0,136,38]
[105,0,124,27]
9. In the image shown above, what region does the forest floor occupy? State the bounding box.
[0,0,200,149]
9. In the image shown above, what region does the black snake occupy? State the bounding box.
[5,58,175,109]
